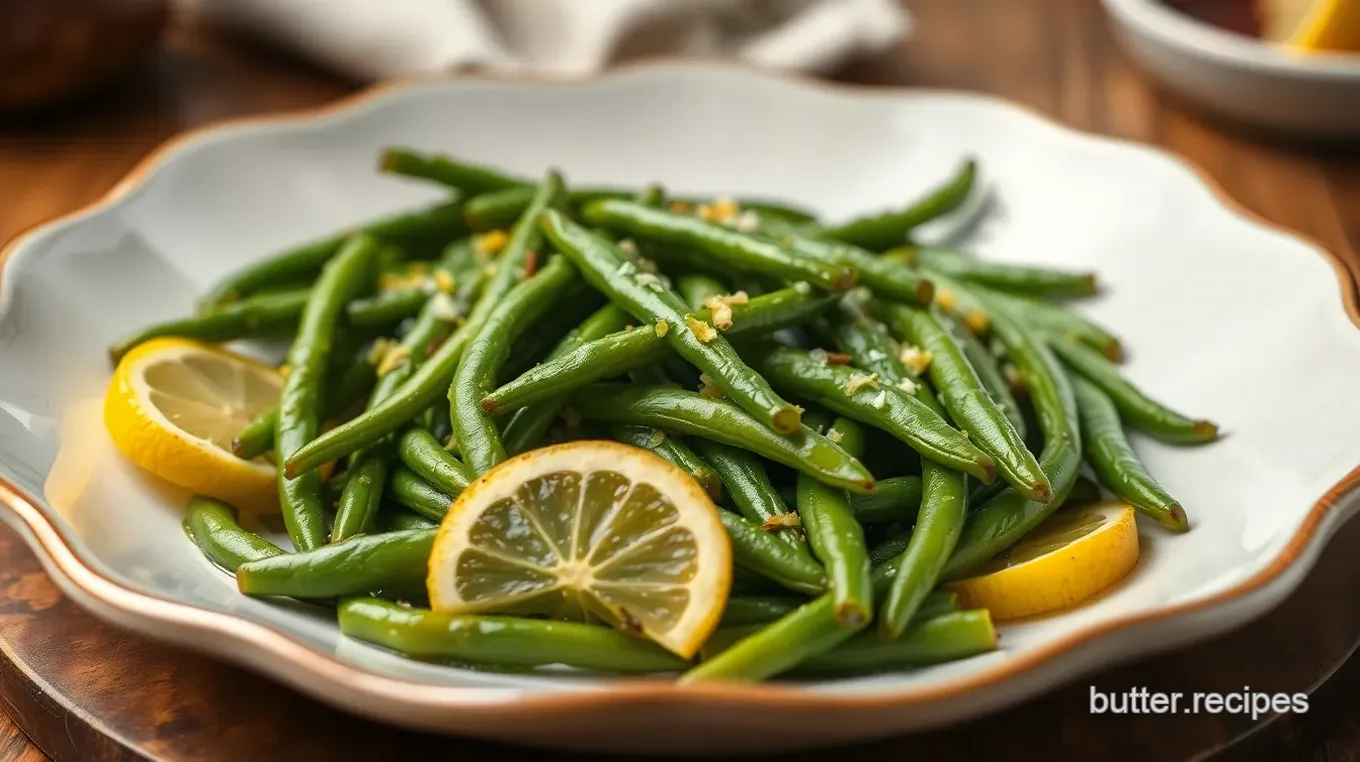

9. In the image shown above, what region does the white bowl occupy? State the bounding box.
[2,64,1360,752]
[1104,0,1360,137]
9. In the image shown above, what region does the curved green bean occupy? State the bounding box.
[1073,376,1189,531]
[276,235,379,551]
[978,287,1124,362]
[682,595,855,683]
[569,384,875,493]
[955,326,1026,439]
[849,476,922,524]
[762,224,934,305]
[379,148,523,194]
[795,610,995,674]
[237,529,434,599]
[389,466,455,520]
[910,246,1097,299]
[1051,338,1217,445]
[717,511,827,596]
[183,496,285,572]
[450,254,584,474]
[397,427,473,497]
[746,345,996,483]
[332,454,389,541]
[198,200,463,312]
[339,598,688,673]
[610,425,722,501]
[884,302,1050,502]
[484,285,835,415]
[821,158,976,250]
[580,200,856,292]
[796,464,873,627]
[693,439,809,552]
[385,510,439,532]
[541,209,803,434]
[283,174,565,478]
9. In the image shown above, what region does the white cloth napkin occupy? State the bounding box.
[177,0,912,81]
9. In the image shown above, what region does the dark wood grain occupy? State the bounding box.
[1,1,1358,760]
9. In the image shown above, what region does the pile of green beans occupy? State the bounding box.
[113,150,1218,682]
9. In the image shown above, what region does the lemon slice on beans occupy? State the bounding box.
[104,338,281,511]
[946,501,1139,621]
[427,441,731,658]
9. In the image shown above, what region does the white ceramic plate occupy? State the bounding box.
[1104,0,1360,137]
[2,64,1359,753]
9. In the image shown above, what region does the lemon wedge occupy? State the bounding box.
[427,441,731,658]
[104,338,282,511]
[1263,0,1360,52]
[946,501,1139,621]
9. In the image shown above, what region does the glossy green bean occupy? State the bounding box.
[1051,338,1218,445]
[884,302,1050,502]
[955,326,1026,439]
[339,598,688,672]
[849,476,923,524]
[397,427,473,497]
[346,288,429,327]
[682,595,856,682]
[717,511,827,596]
[580,200,856,293]
[938,297,1083,579]
[276,235,379,551]
[610,425,722,501]
[389,466,455,520]
[908,246,1097,298]
[500,305,633,455]
[385,510,439,532]
[1072,376,1189,531]
[198,200,464,312]
[677,273,732,310]
[693,439,809,552]
[463,186,818,232]
[746,345,996,483]
[718,597,801,627]
[795,610,995,674]
[763,225,934,305]
[541,210,802,434]
[821,158,977,250]
[978,287,1124,362]
[463,185,538,231]
[483,285,835,414]
[379,148,523,194]
[570,384,875,493]
[183,496,285,572]
[450,255,583,474]
[331,454,389,541]
[283,176,563,478]
[110,290,308,363]
[796,468,873,628]
[238,529,433,598]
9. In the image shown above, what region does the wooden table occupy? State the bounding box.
[2,1,1358,759]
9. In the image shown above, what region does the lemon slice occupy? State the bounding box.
[1262,0,1360,52]
[104,338,282,511]
[946,501,1139,621]
[427,441,731,658]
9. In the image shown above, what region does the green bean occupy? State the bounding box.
[581,200,857,292]
[463,186,538,231]
[682,595,855,682]
[110,291,308,363]
[339,598,687,673]
[718,597,801,627]
[849,476,923,523]
[795,610,995,674]
[869,532,912,568]
[1051,339,1218,445]
[610,425,722,501]
[500,305,634,455]
[183,496,285,572]
[746,345,996,483]
[484,285,835,414]
[938,297,1083,579]
[198,200,464,312]
[237,530,433,599]
[284,175,564,478]
[397,427,473,497]
[464,186,817,233]
[541,210,803,434]
[379,148,524,194]
[389,466,455,520]
[796,461,873,628]
[333,244,482,541]
[1072,376,1189,531]
[955,326,1026,438]
[677,273,732,310]
[821,158,977,250]
[717,511,827,596]
[232,343,378,459]
[693,439,809,551]
[1068,475,1103,505]
[385,510,439,532]
[884,302,1050,502]
[276,235,379,551]
[907,246,1097,299]
[762,224,934,305]
[570,384,874,493]
[450,255,584,474]
[345,288,428,328]
[977,287,1124,362]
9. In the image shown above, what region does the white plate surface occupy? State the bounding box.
[1,64,1358,752]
